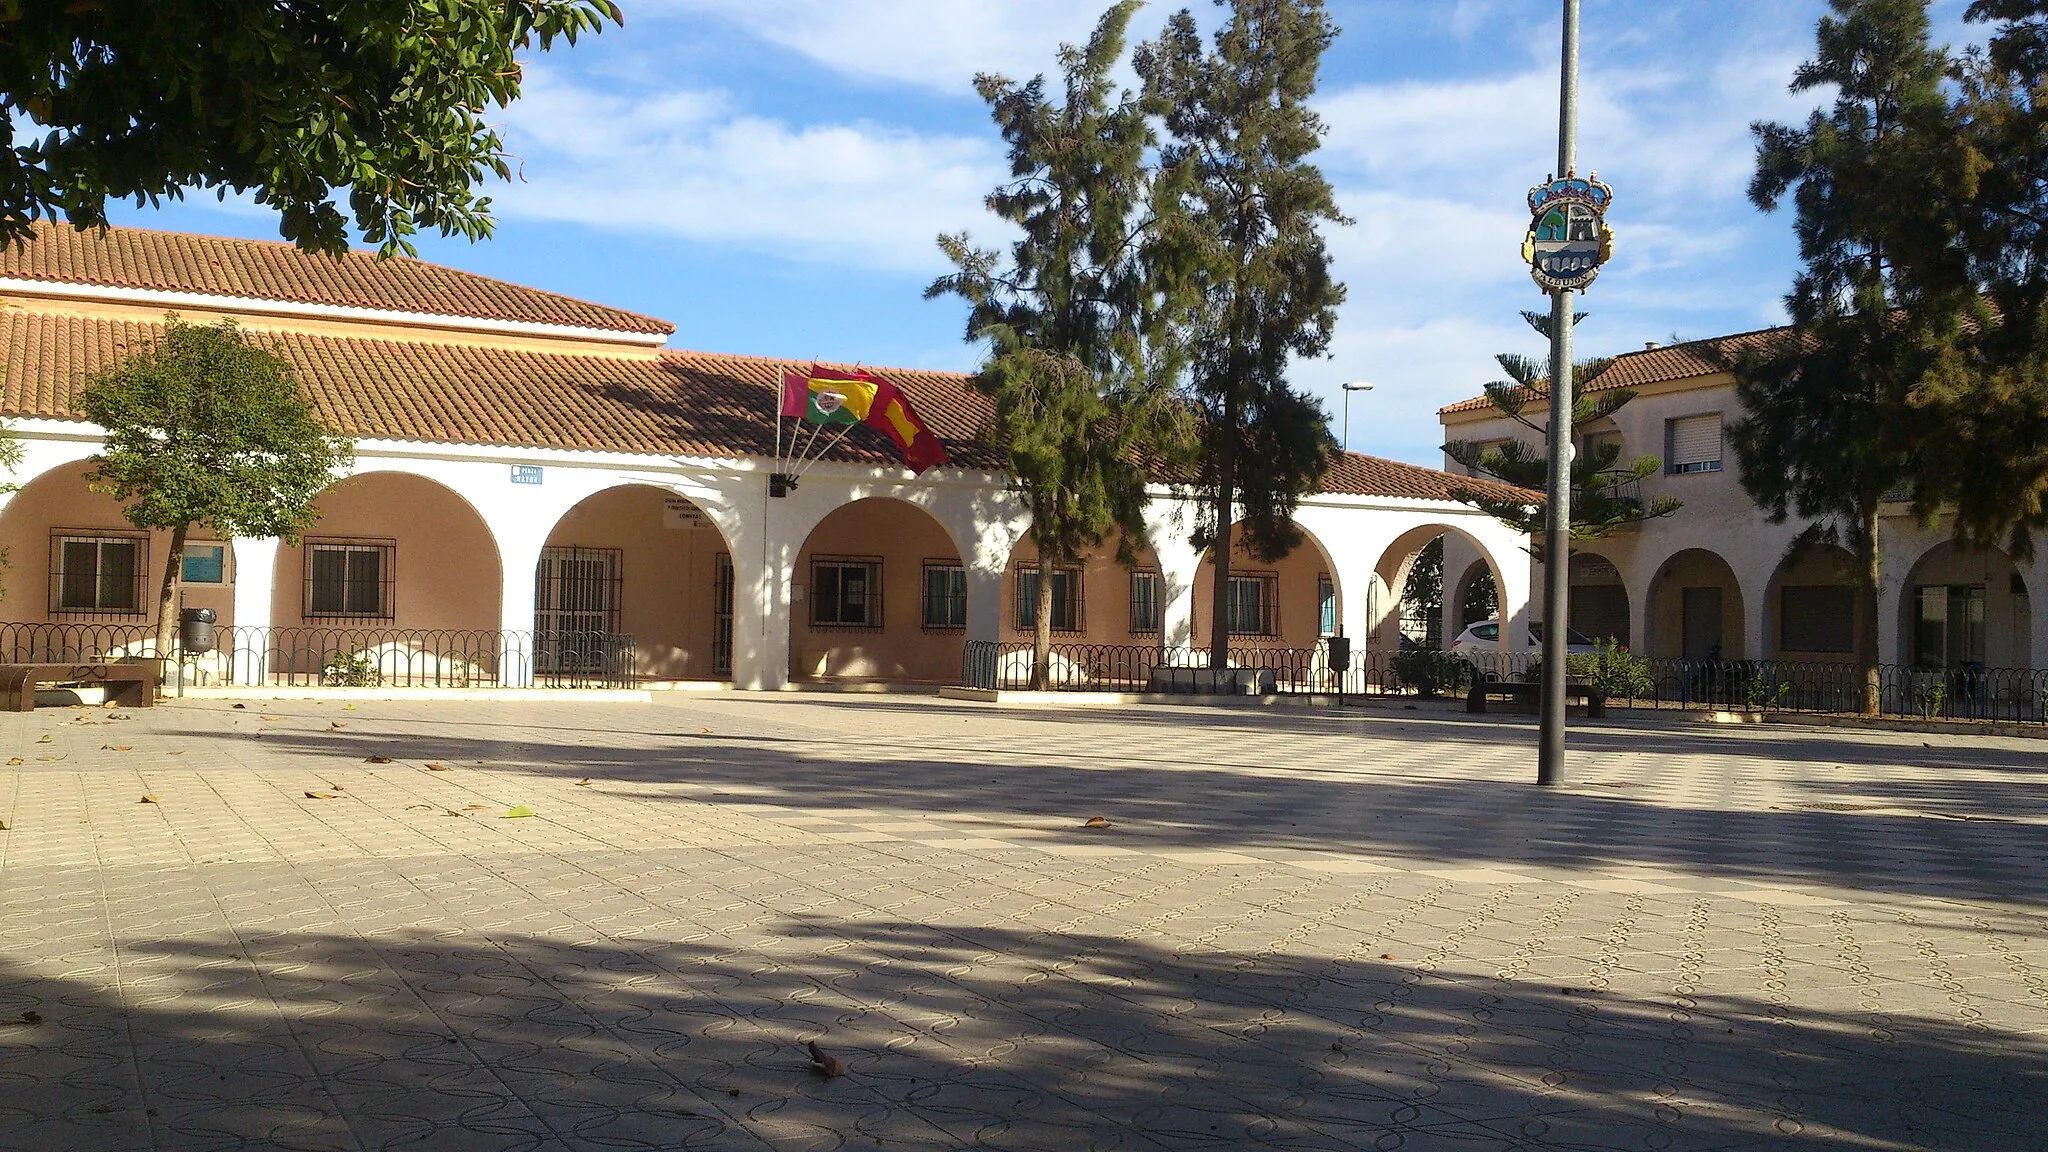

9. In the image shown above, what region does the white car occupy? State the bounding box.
[1447,619,1602,660]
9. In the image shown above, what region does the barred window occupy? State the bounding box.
[1129,570,1160,634]
[1318,574,1337,636]
[52,533,146,614]
[922,563,967,630]
[812,559,881,628]
[307,541,394,620]
[1226,573,1278,637]
[1017,567,1082,632]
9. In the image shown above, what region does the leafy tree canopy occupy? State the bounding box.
[0,0,620,257]
[83,315,352,650]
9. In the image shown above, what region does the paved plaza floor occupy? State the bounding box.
[0,693,2044,1151]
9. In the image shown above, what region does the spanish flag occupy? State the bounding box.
[781,366,948,475]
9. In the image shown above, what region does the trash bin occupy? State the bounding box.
[179,607,217,655]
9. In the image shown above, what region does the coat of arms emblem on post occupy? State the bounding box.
[1523,172,1614,292]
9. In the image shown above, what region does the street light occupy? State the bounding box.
[1340,381,1375,452]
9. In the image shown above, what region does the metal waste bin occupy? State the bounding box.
[1325,635,1350,700]
[179,607,217,655]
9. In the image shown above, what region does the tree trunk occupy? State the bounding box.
[154,522,189,658]
[1031,551,1054,691]
[1856,497,1882,716]
[1207,402,1239,672]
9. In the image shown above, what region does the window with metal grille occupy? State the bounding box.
[1226,573,1278,636]
[1016,567,1082,632]
[922,563,967,630]
[713,553,735,676]
[1780,585,1854,653]
[1129,570,1160,634]
[1665,413,1723,474]
[812,559,881,628]
[306,541,394,620]
[1318,574,1337,636]
[536,547,622,635]
[51,532,146,615]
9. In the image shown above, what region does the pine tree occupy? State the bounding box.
[928,2,1190,690]
[1137,0,1347,668]
[1444,310,1681,546]
[1915,0,2048,557]
[1733,0,1973,711]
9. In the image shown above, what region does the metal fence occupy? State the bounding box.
[0,622,639,689]
[961,639,2048,726]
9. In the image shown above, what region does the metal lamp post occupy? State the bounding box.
[1340,381,1374,452]
[1521,0,1611,787]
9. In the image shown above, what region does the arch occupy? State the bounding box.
[538,484,737,684]
[1367,522,1510,652]
[1190,521,1343,651]
[1451,558,1498,638]
[270,470,503,633]
[0,458,236,630]
[1568,550,1630,647]
[1894,539,2031,668]
[1764,542,1861,660]
[789,496,965,684]
[1646,548,1746,660]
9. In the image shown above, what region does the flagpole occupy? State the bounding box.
[796,419,862,479]
[774,369,785,475]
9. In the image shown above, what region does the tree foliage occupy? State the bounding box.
[1732,0,1971,707]
[1443,310,1680,546]
[82,316,352,652]
[0,0,620,256]
[1136,0,1347,665]
[928,2,1191,688]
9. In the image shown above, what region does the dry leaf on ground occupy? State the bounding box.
[304,791,338,800]
[0,818,9,830]
[426,763,451,771]
[35,735,50,743]
[139,795,158,804]
[232,703,246,709]
[108,714,130,720]
[259,715,282,721]
[575,778,592,787]
[36,756,63,762]
[6,758,21,766]
[329,722,345,730]
[101,745,132,752]
[1083,816,1112,829]
[364,755,394,764]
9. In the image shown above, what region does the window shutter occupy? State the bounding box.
[1668,415,1722,470]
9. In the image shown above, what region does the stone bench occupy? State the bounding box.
[1466,676,1605,718]
[1145,666,1279,696]
[0,662,157,712]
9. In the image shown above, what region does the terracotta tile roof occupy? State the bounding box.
[0,306,1516,504]
[1321,451,1543,506]
[0,309,997,468]
[1438,325,1789,416]
[0,222,673,336]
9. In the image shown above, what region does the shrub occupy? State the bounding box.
[1527,639,1653,700]
[321,649,383,687]
[1393,649,1465,697]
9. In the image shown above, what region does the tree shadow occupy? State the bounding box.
[1,921,2038,1151]
[184,712,2048,908]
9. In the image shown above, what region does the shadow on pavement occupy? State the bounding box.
[1,920,2039,1151]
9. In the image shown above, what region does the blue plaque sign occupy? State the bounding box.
[1523,172,1614,292]
[510,465,544,486]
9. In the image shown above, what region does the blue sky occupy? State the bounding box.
[107,0,1979,466]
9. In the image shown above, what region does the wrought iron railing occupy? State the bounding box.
[0,621,639,689]
[960,639,2048,726]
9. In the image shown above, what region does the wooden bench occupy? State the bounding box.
[1466,676,1605,718]
[0,663,157,712]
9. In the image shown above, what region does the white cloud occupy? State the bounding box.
[633,0,1116,92]
[490,67,1006,273]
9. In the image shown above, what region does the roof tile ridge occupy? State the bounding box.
[659,347,976,380]
[20,220,676,335]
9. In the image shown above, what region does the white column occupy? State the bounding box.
[230,537,279,686]
[2025,554,2045,671]
[1493,534,1534,656]
[496,527,548,688]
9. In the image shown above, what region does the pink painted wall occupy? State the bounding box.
[0,460,235,630]
[544,486,729,681]
[1191,527,1335,651]
[270,472,501,632]
[790,498,964,684]
[1000,542,1164,646]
